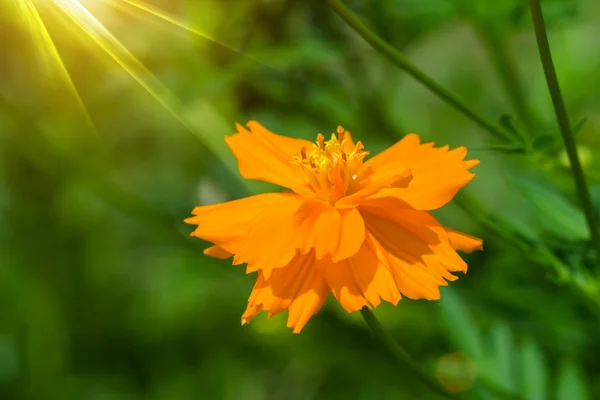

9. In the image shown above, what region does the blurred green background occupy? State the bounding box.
[2,0,600,398]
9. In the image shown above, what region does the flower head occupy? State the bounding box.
[292,127,369,203]
[185,121,482,333]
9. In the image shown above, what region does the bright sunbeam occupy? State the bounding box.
[9,0,264,146]
[101,0,269,68]
[51,0,180,115]
[11,0,97,131]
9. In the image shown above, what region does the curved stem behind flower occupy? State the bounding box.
[528,0,600,270]
[360,307,525,399]
[327,0,519,145]
[359,307,463,400]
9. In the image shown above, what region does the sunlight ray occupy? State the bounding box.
[100,0,268,68]
[10,0,253,178]
[12,0,97,131]
[48,0,245,177]
[51,0,182,117]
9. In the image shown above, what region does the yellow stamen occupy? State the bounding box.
[337,125,344,141]
[317,133,325,150]
[293,127,370,203]
[300,146,307,160]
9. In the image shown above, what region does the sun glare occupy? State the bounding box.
[8,0,257,137]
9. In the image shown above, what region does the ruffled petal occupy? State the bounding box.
[241,253,330,333]
[368,236,448,300]
[359,197,480,299]
[335,168,412,209]
[302,206,366,262]
[294,199,331,255]
[445,227,483,253]
[225,121,313,194]
[286,267,331,333]
[334,208,366,262]
[304,207,342,260]
[234,195,307,278]
[315,255,368,312]
[316,236,402,312]
[186,193,307,278]
[363,134,479,210]
[203,245,232,259]
[186,193,288,245]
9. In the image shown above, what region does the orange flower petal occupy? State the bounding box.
[334,208,366,262]
[362,199,470,273]
[286,266,331,333]
[241,253,330,333]
[364,134,479,210]
[302,206,365,262]
[445,227,483,253]
[186,193,307,278]
[203,245,232,259]
[315,256,369,312]
[235,195,307,278]
[186,193,286,244]
[359,198,480,299]
[335,168,413,209]
[294,199,331,255]
[305,207,342,259]
[225,121,313,193]
[316,236,402,311]
[369,236,447,300]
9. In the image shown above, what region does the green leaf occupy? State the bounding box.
[438,290,484,362]
[572,117,588,137]
[499,114,520,135]
[531,134,557,151]
[556,360,589,400]
[520,338,547,400]
[489,323,515,391]
[513,177,588,241]
[499,212,541,242]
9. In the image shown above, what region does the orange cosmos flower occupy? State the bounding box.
[185,121,482,333]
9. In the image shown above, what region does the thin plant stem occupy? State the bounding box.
[475,23,538,134]
[360,307,525,400]
[328,0,519,144]
[360,307,463,400]
[528,0,600,268]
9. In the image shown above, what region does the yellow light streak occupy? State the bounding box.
[51,0,181,116]
[11,0,97,133]
[100,0,270,68]
[9,0,268,179]
[43,0,251,187]
[11,0,267,123]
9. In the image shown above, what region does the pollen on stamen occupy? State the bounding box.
[292,127,372,202]
[337,126,345,141]
[300,146,307,160]
[317,134,325,150]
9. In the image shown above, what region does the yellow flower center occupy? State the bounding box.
[293,126,370,202]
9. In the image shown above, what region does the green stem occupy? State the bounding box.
[359,308,462,400]
[475,23,537,134]
[528,0,600,268]
[328,0,518,144]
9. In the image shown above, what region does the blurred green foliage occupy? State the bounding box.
[2,0,600,399]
